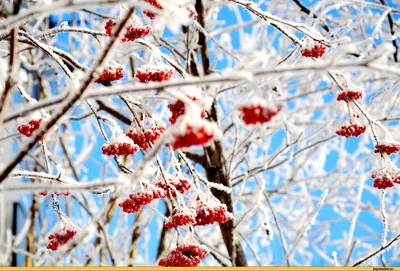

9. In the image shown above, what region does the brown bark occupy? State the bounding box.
[193,0,247,266]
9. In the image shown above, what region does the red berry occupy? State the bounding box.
[374,143,400,155]
[337,89,364,102]
[136,65,175,83]
[121,25,152,42]
[156,178,191,198]
[126,126,165,150]
[158,243,209,267]
[105,19,151,42]
[119,190,154,213]
[46,228,77,251]
[168,96,206,124]
[336,123,366,138]
[102,135,138,156]
[239,104,282,125]
[165,210,196,229]
[105,19,116,36]
[373,175,395,190]
[170,122,220,149]
[301,43,327,58]
[143,0,163,19]
[17,118,43,137]
[194,200,233,226]
[95,66,124,86]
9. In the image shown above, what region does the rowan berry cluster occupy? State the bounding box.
[102,135,139,156]
[136,65,175,83]
[158,243,209,267]
[119,187,165,213]
[156,178,191,198]
[300,43,327,58]
[17,118,43,137]
[239,104,282,125]
[143,0,163,19]
[104,19,151,42]
[168,96,206,124]
[94,66,124,85]
[194,201,233,226]
[46,229,77,251]
[170,123,219,149]
[165,209,196,229]
[126,126,165,150]
[374,143,400,155]
[336,123,366,138]
[370,161,400,190]
[336,89,364,102]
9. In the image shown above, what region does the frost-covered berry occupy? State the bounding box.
[126,126,165,150]
[156,178,191,198]
[337,89,364,102]
[105,19,151,42]
[194,200,233,226]
[102,135,139,156]
[136,65,175,83]
[168,96,206,124]
[119,190,154,213]
[105,19,116,36]
[121,25,152,42]
[239,103,282,125]
[336,122,366,138]
[158,243,209,267]
[301,43,327,58]
[143,0,163,19]
[46,228,77,251]
[165,209,196,229]
[373,175,395,190]
[374,143,400,155]
[94,66,124,86]
[17,118,43,137]
[371,165,400,190]
[170,121,222,149]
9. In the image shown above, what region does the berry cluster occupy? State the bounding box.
[122,25,152,42]
[46,229,77,251]
[374,143,400,155]
[119,191,154,213]
[156,178,191,198]
[17,118,43,137]
[336,89,364,102]
[102,135,138,156]
[194,201,233,226]
[373,175,395,190]
[371,166,400,190]
[158,243,209,267]
[165,210,196,229]
[136,66,175,83]
[126,126,165,150]
[300,44,327,58]
[105,19,151,42]
[168,96,206,124]
[39,191,71,197]
[171,122,221,149]
[143,0,163,19]
[239,104,282,125]
[94,66,124,86]
[105,20,116,36]
[336,123,366,138]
